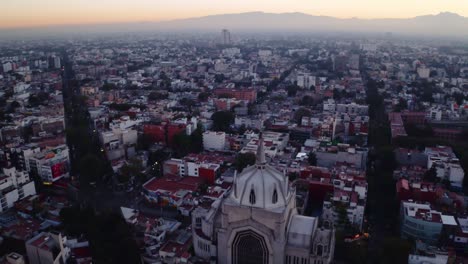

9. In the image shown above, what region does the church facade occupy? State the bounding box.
[192,139,335,264]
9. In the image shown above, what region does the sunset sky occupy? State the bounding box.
[1,0,467,29]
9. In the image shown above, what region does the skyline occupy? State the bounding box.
[1,0,468,29]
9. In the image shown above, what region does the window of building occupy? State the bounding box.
[316,245,323,256]
[272,189,278,204]
[249,189,256,205]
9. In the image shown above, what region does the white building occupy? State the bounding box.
[2,252,25,264]
[321,177,367,231]
[203,131,226,151]
[417,67,431,79]
[109,115,143,130]
[408,254,448,264]
[53,56,61,69]
[2,62,13,73]
[13,83,30,94]
[191,140,335,264]
[297,73,316,89]
[27,145,70,183]
[425,146,465,189]
[222,48,241,57]
[427,107,443,121]
[323,99,336,113]
[173,117,198,136]
[336,103,369,116]
[240,131,289,158]
[0,167,36,213]
[234,116,264,130]
[100,127,137,161]
[258,50,272,57]
[26,232,70,264]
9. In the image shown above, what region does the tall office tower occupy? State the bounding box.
[54,56,61,69]
[222,29,231,45]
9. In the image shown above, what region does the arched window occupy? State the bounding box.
[272,189,278,204]
[249,189,256,205]
[316,244,323,256]
[232,230,269,264]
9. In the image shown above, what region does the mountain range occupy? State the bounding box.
[2,12,468,38]
[156,11,468,35]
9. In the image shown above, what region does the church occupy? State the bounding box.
[192,138,335,264]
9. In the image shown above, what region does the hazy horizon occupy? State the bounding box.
[1,0,468,29]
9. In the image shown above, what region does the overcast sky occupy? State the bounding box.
[1,0,467,29]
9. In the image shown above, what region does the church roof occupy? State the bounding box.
[230,137,291,210]
[287,215,317,248]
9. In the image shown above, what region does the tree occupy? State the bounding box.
[28,91,49,107]
[453,92,465,105]
[378,237,413,264]
[189,127,204,153]
[286,85,300,97]
[137,133,153,151]
[336,203,353,231]
[211,111,234,132]
[101,83,117,91]
[148,148,169,177]
[172,132,191,158]
[288,172,299,181]
[421,81,435,103]
[148,91,167,101]
[308,152,317,166]
[300,95,314,106]
[9,101,20,112]
[179,98,195,112]
[215,74,226,83]
[424,165,438,182]
[79,154,104,188]
[60,206,141,264]
[394,98,407,112]
[378,147,397,172]
[118,158,144,183]
[198,92,211,102]
[235,152,256,172]
[293,107,312,125]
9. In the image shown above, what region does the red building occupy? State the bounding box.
[143,123,187,146]
[167,123,187,146]
[198,165,218,185]
[300,166,332,179]
[213,98,239,110]
[214,88,257,102]
[433,128,462,141]
[401,111,427,126]
[143,124,166,143]
[396,179,438,204]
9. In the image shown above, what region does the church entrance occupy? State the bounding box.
[231,229,269,264]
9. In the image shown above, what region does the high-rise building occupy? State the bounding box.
[222,29,231,45]
[53,56,61,69]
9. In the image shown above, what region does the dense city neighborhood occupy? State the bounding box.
[0,31,468,264]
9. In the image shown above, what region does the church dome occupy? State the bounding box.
[230,137,291,210]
